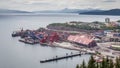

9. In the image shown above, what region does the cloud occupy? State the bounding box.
[0,0,119,11]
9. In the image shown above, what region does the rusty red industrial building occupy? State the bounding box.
[67,35,97,47]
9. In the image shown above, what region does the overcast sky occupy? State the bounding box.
[0,0,120,11]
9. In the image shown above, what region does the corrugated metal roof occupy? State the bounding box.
[67,35,94,45]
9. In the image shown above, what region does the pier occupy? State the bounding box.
[19,39,39,45]
[40,52,83,63]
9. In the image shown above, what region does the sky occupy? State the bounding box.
[0,0,120,11]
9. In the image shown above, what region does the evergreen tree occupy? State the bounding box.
[96,62,99,68]
[77,56,120,68]
[109,59,114,68]
[87,56,96,68]
[76,64,79,68]
[105,56,109,68]
[101,58,106,68]
[115,57,120,68]
[79,60,86,68]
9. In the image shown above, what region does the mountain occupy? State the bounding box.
[80,9,120,15]
[2,8,117,15]
[33,8,98,13]
[0,9,30,13]
[60,8,94,13]
[0,8,103,14]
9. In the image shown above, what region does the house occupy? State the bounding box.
[67,21,78,25]
[106,22,119,27]
[106,32,120,42]
[67,21,84,25]
[89,23,101,28]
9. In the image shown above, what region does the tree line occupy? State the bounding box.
[76,56,120,68]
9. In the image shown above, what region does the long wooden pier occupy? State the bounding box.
[40,52,82,63]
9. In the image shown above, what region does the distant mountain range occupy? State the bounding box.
[0,8,100,14]
[80,9,120,15]
[34,8,96,13]
[0,8,120,15]
[0,9,30,13]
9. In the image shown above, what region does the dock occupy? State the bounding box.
[40,52,82,63]
[19,39,39,45]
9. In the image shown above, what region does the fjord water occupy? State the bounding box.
[0,13,120,68]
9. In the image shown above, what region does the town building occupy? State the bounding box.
[105,18,119,27]
[67,34,97,47]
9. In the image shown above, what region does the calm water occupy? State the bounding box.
[0,13,120,68]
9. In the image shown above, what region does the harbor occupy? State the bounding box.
[0,13,120,68]
[1,0,120,67]
[11,18,120,63]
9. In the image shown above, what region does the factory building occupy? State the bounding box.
[67,35,97,48]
